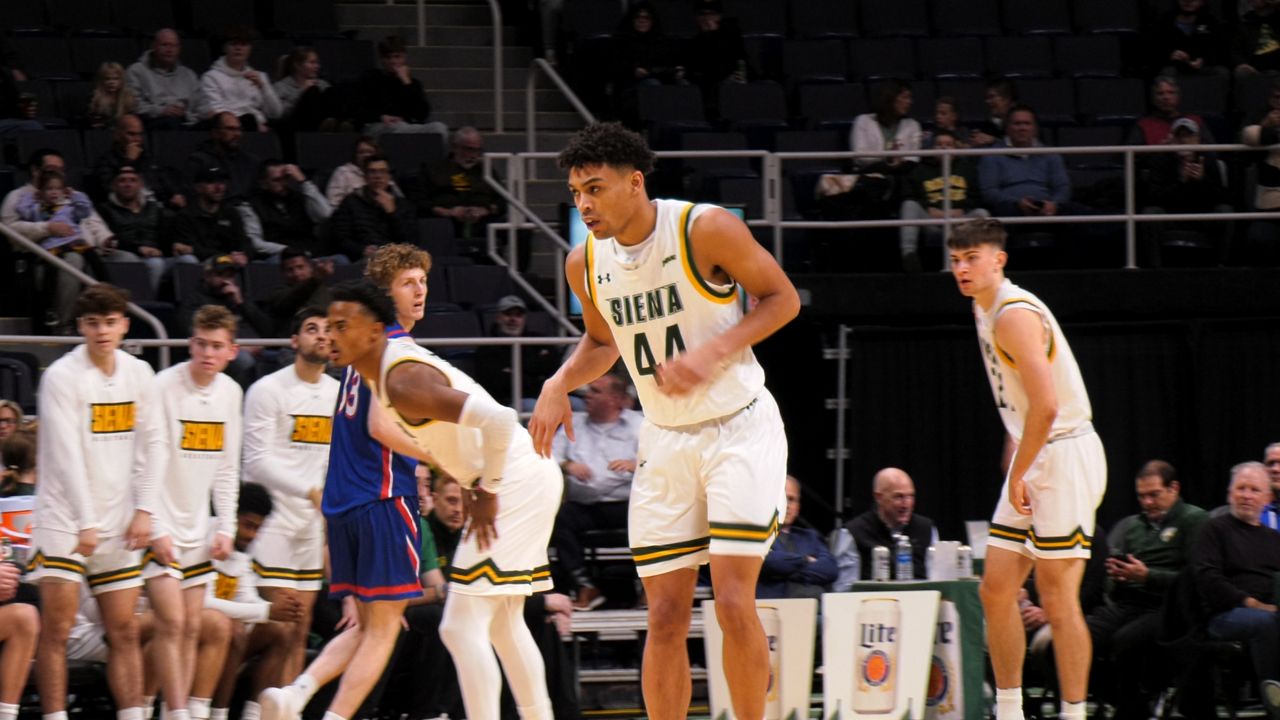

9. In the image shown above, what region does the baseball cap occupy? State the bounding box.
[112,164,141,180]
[204,254,237,272]
[495,295,527,313]
[194,165,230,183]
[1171,117,1199,135]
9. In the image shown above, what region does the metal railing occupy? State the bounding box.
[486,0,503,132]
[0,224,171,366]
[525,58,596,156]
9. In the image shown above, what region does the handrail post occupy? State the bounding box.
[417,0,426,48]
[764,153,782,264]
[941,149,953,269]
[488,0,504,133]
[526,65,537,155]
[1125,149,1137,269]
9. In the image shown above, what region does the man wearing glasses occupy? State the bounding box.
[418,126,505,254]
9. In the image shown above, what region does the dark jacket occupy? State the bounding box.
[474,325,559,405]
[903,157,982,213]
[266,277,332,336]
[845,508,934,580]
[246,186,321,249]
[1141,151,1230,212]
[171,202,252,259]
[331,187,415,261]
[96,196,170,256]
[359,68,431,125]
[177,282,274,339]
[757,523,838,599]
[91,146,184,205]
[1192,512,1280,616]
[685,17,748,89]
[1105,499,1208,609]
[183,139,261,200]
[1148,9,1229,74]
[418,158,506,217]
[1232,9,1280,73]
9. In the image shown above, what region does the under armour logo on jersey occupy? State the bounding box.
[661,254,676,266]
[597,273,612,284]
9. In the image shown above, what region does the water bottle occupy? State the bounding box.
[894,534,913,580]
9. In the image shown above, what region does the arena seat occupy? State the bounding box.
[295,132,361,177]
[723,0,787,38]
[1053,35,1123,78]
[984,36,1054,79]
[782,39,848,88]
[847,38,916,82]
[789,0,858,39]
[797,83,867,131]
[931,0,1001,37]
[46,0,116,34]
[11,37,76,80]
[859,0,929,38]
[916,37,985,80]
[70,37,141,77]
[110,0,177,35]
[1002,0,1071,36]
[1073,0,1141,34]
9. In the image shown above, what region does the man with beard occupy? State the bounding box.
[418,127,505,245]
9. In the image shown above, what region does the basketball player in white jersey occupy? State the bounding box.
[145,305,243,720]
[29,284,161,720]
[242,305,338,685]
[948,219,1106,720]
[530,122,800,720]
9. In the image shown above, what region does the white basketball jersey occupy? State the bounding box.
[585,199,765,427]
[371,340,539,483]
[974,279,1092,441]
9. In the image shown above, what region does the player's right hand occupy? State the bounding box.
[75,528,100,557]
[269,590,304,622]
[151,534,176,565]
[1008,477,1032,516]
[528,384,573,457]
[463,487,499,552]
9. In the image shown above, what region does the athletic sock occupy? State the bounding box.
[290,673,319,703]
[994,687,1024,720]
[0,702,20,720]
[188,697,211,720]
[43,712,69,720]
[143,696,156,720]
[209,709,229,720]
[1059,700,1085,720]
[168,709,190,720]
[118,707,146,720]
[321,712,347,720]
[240,700,261,720]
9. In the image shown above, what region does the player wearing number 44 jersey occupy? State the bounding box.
[949,219,1106,720]
[530,122,800,720]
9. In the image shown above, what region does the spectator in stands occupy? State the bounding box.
[757,475,837,600]
[924,96,970,149]
[177,255,273,383]
[1088,460,1208,720]
[184,112,262,200]
[549,372,641,610]
[475,295,559,408]
[96,165,172,290]
[852,80,921,173]
[0,423,34,496]
[238,160,333,260]
[844,468,936,580]
[1139,117,1233,266]
[1130,76,1216,146]
[1233,0,1280,76]
[326,136,401,208]
[1239,83,1280,264]
[1192,461,1280,714]
[971,78,1017,148]
[91,114,186,207]
[17,172,96,252]
[0,36,40,135]
[274,47,345,133]
[419,127,506,247]
[87,62,138,130]
[610,1,684,128]
[0,400,19,445]
[1148,0,1230,77]
[1258,441,1280,529]
[200,26,282,132]
[898,129,988,273]
[127,29,202,130]
[0,549,38,720]
[978,105,1072,218]
[359,35,448,138]
[265,247,334,336]
[684,0,748,119]
[172,165,253,262]
[331,154,416,260]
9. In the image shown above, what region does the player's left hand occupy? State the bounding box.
[211,532,233,561]
[655,344,720,396]
[1008,477,1032,516]
[464,487,499,552]
[125,510,152,550]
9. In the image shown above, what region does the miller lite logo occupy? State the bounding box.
[854,598,900,714]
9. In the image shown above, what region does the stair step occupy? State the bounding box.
[430,88,573,114]
[351,24,518,47]
[434,110,585,132]
[483,131,576,153]
[420,66,531,90]
[336,3,492,27]
[408,45,531,68]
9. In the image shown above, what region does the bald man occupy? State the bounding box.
[844,468,937,580]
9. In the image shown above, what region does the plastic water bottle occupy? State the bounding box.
[894,534,913,580]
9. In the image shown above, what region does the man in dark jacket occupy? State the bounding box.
[177,255,274,385]
[183,112,262,200]
[90,114,185,207]
[1193,461,1280,716]
[239,160,332,259]
[844,467,935,580]
[1088,460,1208,720]
[265,247,333,336]
[331,155,415,261]
[96,165,172,291]
[757,475,837,599]
[360,35,447,137]
[1233,0,1280,76]
[171,165,253,262]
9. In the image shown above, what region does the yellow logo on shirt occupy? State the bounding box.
[215,572,237,600]
[180,420,225,452]
[290,415,333,445]
[90,402,136,434]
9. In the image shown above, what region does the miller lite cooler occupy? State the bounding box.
[759,606,783,720]
[854,597,900,714]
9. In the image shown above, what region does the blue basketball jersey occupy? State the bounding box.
[322,323,418,518]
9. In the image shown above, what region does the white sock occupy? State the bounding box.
[209,709,229,720]
[159,701,168,720]
[43,712,69,720]
[321,712,347,720]
[995,687,1024,720]
[168,709,190,720]
[0,702,20,720]
[240,700,261,720]
[1059,700,1085,720]
[143,697,156,720]
[188,698,211,720]
[489,597,552,720]
[440,593,503,720]
[290,673,319,703]
[118,707,146,720]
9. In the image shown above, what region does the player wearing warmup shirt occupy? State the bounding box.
[948,219,1106,720]
[259,246,429,720]
[242,305,339,684]
[29,284,163,720]
[144,305,243,720]
[530,122,800,720]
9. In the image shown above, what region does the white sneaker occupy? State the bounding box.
[258,687,304,720]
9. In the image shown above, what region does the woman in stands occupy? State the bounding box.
[274,47,345,133]
[325,136,402,208]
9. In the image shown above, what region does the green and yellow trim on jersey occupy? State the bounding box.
[141,549,181,570]
[988,523,1030,544]
[678,203,737,305]
[583,232,598,307]
[26,551,86,576]
[709,510,780,543]
[87,564,143,588]
[991,297,1057,368]
[382,357,451,428]
[1028,526,1091,551]
[631,536,710,567]
[448,559,552,586]
[183,561,215,581]
[252,560,326,582]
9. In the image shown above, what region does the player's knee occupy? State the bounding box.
[645,597,692,639]
[1037,590,1081,622]
[979,576,1016,606]
[106,615,143,647]
[7,603,41,640]
[202,611,232,644]
[37,608,73,642]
